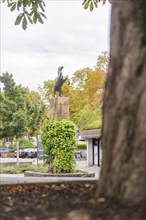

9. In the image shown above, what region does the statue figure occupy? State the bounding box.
[54,66,69,97]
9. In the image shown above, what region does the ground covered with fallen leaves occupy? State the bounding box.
[0,182,145,220]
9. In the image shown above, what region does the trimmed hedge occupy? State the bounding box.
[41,119,76,173]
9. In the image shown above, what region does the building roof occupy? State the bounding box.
[80,128,101,139]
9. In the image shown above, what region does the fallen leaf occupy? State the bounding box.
[97,197,106,203]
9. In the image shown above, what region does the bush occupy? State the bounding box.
[19,139,36,149]
[9,147,16,152]
[41,119,76,173]
[76,143,87,150]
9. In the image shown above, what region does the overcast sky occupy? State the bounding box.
[1,1,111,90]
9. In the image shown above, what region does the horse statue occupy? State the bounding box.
[54,66,70,97]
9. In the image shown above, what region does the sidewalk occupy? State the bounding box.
[75,160,101,178]
[0,160,100,185]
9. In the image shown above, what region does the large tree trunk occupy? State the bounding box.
[98,0,146,204]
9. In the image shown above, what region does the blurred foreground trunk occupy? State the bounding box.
[98,0,146,204]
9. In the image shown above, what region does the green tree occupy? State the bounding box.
[0,72,45,139]
[27,90,45,137]
[0,93,17,138]
[74,105,102,130]
[0,71,16,99]
[0,72,28,139]
[0,73,29,167]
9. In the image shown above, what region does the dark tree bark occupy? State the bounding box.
[98,0,146,204]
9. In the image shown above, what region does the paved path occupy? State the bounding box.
[0,160,100,185]
[75,160,100,178]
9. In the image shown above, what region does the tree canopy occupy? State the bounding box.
[2,0,111,30]
[0,72,45,140]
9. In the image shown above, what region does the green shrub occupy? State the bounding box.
[0,164,49,174]
[41,119,76,173]
[76,143,87,150]
[0,145,6,148]
[19,139,36,149]
[9,147,16,152]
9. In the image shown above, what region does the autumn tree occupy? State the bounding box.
[84,68,106,109]
[95,51,109,73]
[71,67,92,90]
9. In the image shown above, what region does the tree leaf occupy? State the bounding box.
[10,3,16,11]
[84,0,90,10]
[26,14,33,24]
[8,3,14,7]
[39,12,47,19]
[97,197,106,203]
[17,0,22,11]
[29,11,34,16]
[22,16,27,30]
[22,0,27,8]
[93,0,98,8]
[102,0,106,5]
[33,12,38,24]
[90,1,94,11]
[38,2,45,12]
[15,14,24,26]
[36,12,44,24]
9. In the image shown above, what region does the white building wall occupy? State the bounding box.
[99,139,102,164]
[87,139,93,166]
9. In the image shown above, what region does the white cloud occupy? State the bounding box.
[1,1,111,90]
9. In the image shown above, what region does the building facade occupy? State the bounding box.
[80,129,102,167]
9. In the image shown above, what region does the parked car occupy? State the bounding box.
[13,148,37,158]
[13,150,23,158]
[27,149,37,158]
[13,150,17,157]
[23,148,37,158]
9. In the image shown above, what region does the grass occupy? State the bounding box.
[0,164,49,174]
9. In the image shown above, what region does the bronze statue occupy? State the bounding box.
[54,66,69,97]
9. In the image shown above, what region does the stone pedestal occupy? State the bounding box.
[50,97,69,121]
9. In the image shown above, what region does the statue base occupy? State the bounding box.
[50,97,69,121]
